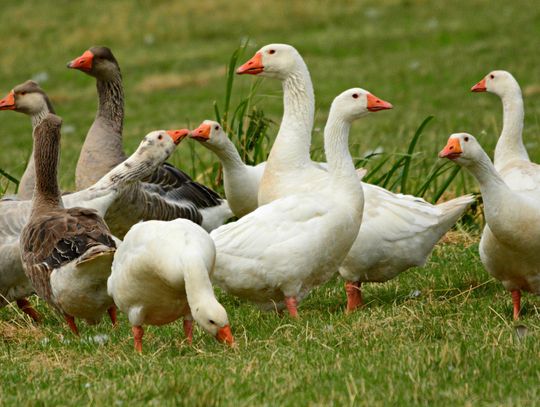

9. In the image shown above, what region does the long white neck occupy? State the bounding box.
[461,151,529,237]
[266,63,315,168]
[323,111,364,213]
[18,108,54,200]
[494,87,528,170]
[183,260,218,317]
[203,139,258,217]
[205,139,246,173]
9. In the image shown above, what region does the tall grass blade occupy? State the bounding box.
[400,115,433,194]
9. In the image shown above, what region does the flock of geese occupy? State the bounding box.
[0,43,538,353]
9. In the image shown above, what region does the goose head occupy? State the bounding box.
[331,88,393,121]
[471,70,520,97]
[191,300,234,346]
[438,133,485,167]
[237,44,303,79]
[0,80,53,115]
[190,120,229,148]
[136,129,189,162]
[67,46,120,80]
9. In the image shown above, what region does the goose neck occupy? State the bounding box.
[494,88,528,167]
[268,66,315,166]
[96,72,124,135]
[208,140,246,172]
[324,113,355,180]
[183,260,215,308]
[32,125,62,212]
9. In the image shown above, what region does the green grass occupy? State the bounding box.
[1,1,540,405]
[2,239,539,406]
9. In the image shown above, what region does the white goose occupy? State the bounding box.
[236,44,473,311]
[440,133,540,319]
[210,88,388,316]
[471,70,540,195]
[108,219,234,352]
[0,127,189,323]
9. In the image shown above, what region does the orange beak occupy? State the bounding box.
[166,129,189,145]
[216,324,234,346]
[190,123,211,142]
[366,93,393,112]
[471,78,487,92]
[67,50,94,72]
[0,90,16,110]
[438,138,463,159]
[236,52,264,75]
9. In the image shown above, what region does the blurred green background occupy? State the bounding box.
[1,0,540,197]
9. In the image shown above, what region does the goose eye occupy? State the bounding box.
[352,94,359,99]
[215,126,219,130]
[158,134,163,140]
[20,92,26,96]
[268,50,276,55]
[490,74,495,79]
[209,320,215,325]
[464,136,469,142]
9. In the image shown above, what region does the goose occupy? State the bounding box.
[439,133,540,319]
[108,219,234,352]
[190,120,265,217]
[2,120,189,327]
[236,44,473,311]
[471,70,540,192]
[0,80,54,199]
[20,114,118,334]
[210,88,390,316]
[66,46,232,236]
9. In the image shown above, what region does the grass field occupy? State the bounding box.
[1,0,540,405]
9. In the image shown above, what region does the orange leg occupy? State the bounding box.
[16,298,41,323]
[183,318,193,345]
[132,325,144,353]
[511,290,521,320]
[345,281,363,313]
[107,305,117,327]
[285,296,299,318]
[64,314,79,336]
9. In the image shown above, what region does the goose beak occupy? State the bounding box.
[439,138,463,159]
[471,78,487,92]
[366,93,393,112]
[67,50,94,72]
[216,324,234,347]
[190,123,211,142]
[236,52,264,75]
[0,90,15,110]
[166,129,189,145]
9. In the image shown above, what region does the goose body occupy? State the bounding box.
[211,88,387,316]
[440,133,540,319]
[67,47,232,237]
[108,219,234,352]
[1,122,189,323]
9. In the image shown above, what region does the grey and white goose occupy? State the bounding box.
[67,46,232,237]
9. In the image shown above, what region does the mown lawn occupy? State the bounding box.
[1,1,540,405]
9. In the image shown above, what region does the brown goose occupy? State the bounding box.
[67,46,232,237]
[0,80,54,200]
[20,113,117,335]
